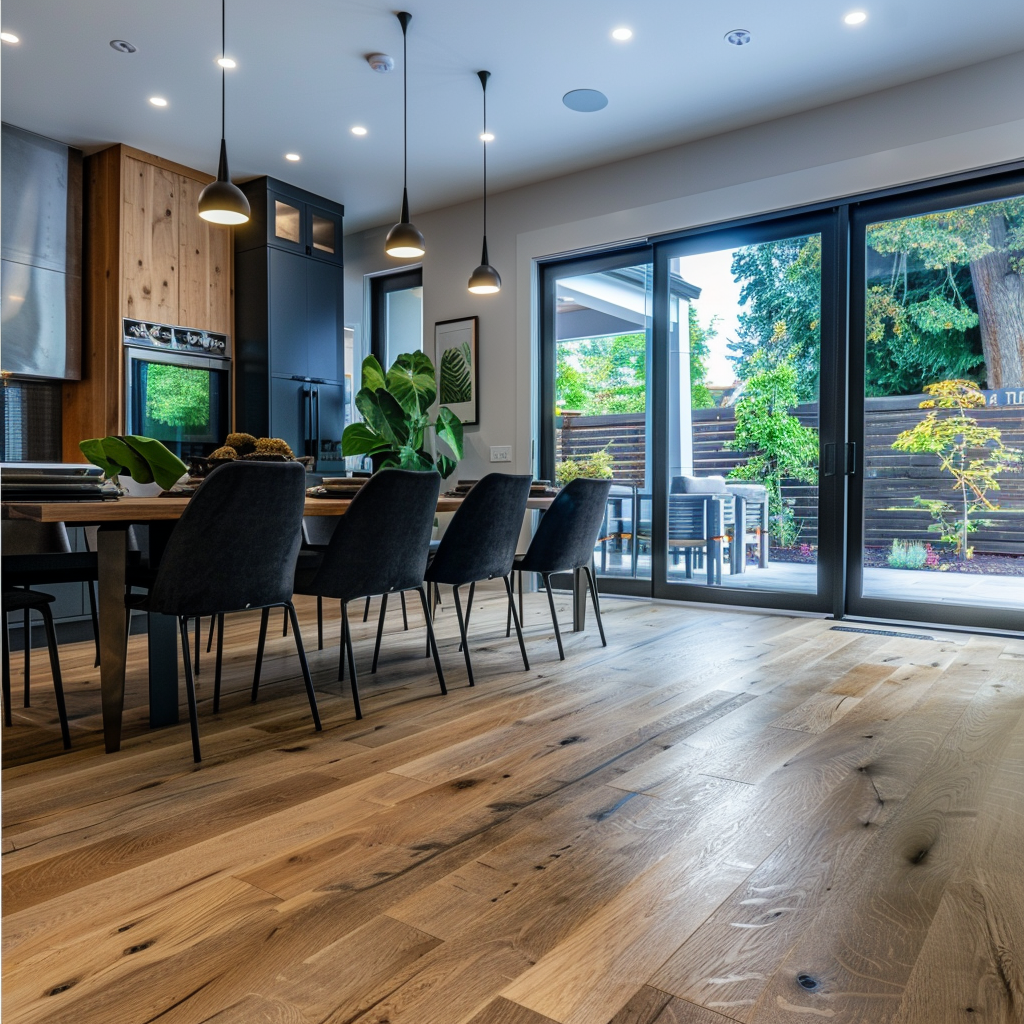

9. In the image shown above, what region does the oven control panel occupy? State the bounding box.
[123,319,229,357]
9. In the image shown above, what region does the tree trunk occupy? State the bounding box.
[969,214,1024,388]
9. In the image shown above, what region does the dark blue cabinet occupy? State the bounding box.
[234,178,345,470]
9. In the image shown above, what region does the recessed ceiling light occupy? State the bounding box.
[611,27,632,41]
[563,89,608,112]
[480,132,495,142]
[844,10,867,25]
[217,56,236,68]
[285,153,301,161]
[149,96,168,107]
[110,39,136,53]
[351,126,368,136]
[725,28,751,46]
[0,31,20,44]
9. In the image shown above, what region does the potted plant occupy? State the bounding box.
[341,352,464,477]
[79,435,188,494]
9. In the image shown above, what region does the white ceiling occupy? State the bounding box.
[3,1,1024,232]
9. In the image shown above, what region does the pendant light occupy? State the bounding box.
[198,0,250,225]
[385,11,426,258]
[468,70,500,294]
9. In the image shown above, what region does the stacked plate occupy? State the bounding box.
[306,476,369,499]
[1,463,120,502]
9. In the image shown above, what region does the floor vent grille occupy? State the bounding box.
[831,625,934,641]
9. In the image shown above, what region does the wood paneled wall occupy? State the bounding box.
[63,145,233,459]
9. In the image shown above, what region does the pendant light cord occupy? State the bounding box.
[402,19,408,191]
[220,0,226,139]
[482,78,487,240]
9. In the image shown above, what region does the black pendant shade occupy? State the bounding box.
[198,0,250,225]
[385,11,425,258]
[468,69,500,294]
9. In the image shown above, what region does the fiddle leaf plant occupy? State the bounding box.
[342,352,464,478]
[79,435,188,490]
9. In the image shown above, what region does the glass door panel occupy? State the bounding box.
[550,258,653,584]
[850,188,1024,627]
[274,200,301,244]
[653,214,838,611]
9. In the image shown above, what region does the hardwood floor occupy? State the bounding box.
[3,589,1022,1024]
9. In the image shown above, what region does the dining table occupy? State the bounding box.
[3,492,560,753]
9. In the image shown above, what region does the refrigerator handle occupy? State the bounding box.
[313,387,321,469]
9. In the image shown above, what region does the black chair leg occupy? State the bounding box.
[193,616,202,676]
[317,596,323,651]
[542,573,565,661]
[423,584,432,658]
[286,602,322,731]
[251,607,270,702]
[341,602,362,718]
[88,580,101,668]
[371,593,388,674]
[39,603,71,750]
[584,565,607,647]
[504,574,530,671]
[178,616,202,763]
[213,613,225,713]
[458,581,476,653]
[338,600,346,681]
[451,585,474,686]
[3,613,13,727]
[206,613,216,653]
[416,587,447,695]
[282,606,288,636]
[400,591,409,631]
[23,604,30,707]
[506,575,512,638]
[363,595,372,622]
[519,571,524,631]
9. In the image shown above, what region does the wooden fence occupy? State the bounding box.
[556,395,1024,553]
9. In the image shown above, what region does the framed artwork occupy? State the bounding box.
[434,316,479,425]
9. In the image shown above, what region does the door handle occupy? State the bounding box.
[302,386,312,458]
[313,387,321,467]
[845,442,857,476]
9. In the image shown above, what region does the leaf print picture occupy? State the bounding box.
[434,316,479,425]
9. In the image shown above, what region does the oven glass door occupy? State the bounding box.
[126,350,230,458]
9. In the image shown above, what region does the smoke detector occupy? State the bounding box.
[367,53,394,73]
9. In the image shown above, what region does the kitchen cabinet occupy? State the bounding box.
[67,145,233,459]
[234,177,345,471]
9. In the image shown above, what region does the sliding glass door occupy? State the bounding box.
[650,212,844,610]
[848,176,1024,631]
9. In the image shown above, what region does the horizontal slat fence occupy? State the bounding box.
[556,395,1024,554]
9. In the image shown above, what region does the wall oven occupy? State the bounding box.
[123,320,230,459]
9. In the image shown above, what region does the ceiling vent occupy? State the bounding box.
[367,53,394,73]
[109,39,137,53]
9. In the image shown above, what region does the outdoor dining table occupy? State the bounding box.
[3,493,557,753]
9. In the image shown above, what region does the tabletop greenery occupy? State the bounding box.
[79,435,189,491]
[342,352,464,478]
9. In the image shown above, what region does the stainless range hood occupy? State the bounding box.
[1,123,82,380]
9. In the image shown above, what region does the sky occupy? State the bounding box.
[674,247,745,387]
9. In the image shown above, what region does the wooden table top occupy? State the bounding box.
[3,493,554,523]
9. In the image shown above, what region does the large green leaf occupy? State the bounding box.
[439,346,472,404]
[102,437,153,483]
[436,453,457,479]
[387,352,437,416]
[341,422,391,457]
[355,387,409,449]
[434,406,464,462]
[122,436,188,490]
[361,355,386,392]
[79,438,121,478]
[397,445,435,472]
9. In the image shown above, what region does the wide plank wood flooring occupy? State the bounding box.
[3,588,1023,1024]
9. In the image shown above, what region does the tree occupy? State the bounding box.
[728,235,822,402]
[726,363,819,547]
[891,379,1022,559]
[555,332,646,414]
[867,199,1024,390]
[145,365,210,429]
[688,305,716,409]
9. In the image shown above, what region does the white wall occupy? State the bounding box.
[345,50,1024,481]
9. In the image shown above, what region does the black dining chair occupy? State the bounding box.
[509,478,612,660]
[424,473,532,686]
[130,460,320,762]
[2,589,72,749]
[3,520,101,684]
[279,468,445,720]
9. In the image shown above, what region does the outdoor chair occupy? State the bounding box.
[668,475,730,585]
[129,460,320,763]
[725,482,770,570]
[287,469,446,720]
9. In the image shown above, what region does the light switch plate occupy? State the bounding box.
[490,446,512,463]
